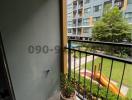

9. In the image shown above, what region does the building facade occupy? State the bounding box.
[67,0,132,40]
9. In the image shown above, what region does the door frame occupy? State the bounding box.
[0,32,16,100]
[60,0,68,74]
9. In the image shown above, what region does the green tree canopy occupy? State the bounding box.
[92,7,132,42]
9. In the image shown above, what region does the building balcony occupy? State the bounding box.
[73,6,77,10]
[82,23,91,27]
[73,14,78,19]
[81,33,92,37]
[66,39,132,100]
[0,0,132,100]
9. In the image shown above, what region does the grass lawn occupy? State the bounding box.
[81,57,132,99]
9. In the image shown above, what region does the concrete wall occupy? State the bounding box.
[0,0,60,100]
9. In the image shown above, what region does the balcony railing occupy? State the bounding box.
[66,39,132,100]
[73,6,77,10]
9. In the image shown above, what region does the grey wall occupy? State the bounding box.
[0,0,60,100]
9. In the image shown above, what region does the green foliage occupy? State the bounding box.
[72,73,127,100]
[81,57,132,99]
[103,3,112,15]
[73,73,118,99]
[60,74,76,98]
[92,6,132,42]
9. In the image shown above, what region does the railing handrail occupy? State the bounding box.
[66,47,132,64]
[68,39,132,47]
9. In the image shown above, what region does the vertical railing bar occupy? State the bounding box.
[74,50,76,79]
[97,57,104,99]
[106,60,114,99]
[78,51,81,95]
[111,45,113,56]
[120,46,123,58]
[117,63,126,100]
[68,40,71,80]
[90,55,95,98]
[83,53,87,99]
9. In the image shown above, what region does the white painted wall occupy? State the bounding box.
[0,0,60,100]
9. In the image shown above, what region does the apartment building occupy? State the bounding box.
[67,0,132,40]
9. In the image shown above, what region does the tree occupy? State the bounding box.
[103,3,112,15]
[92,6,132,42]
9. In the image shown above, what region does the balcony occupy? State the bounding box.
[66,39,132,100]
[73,6,77,11]
[81,33,92,37]
[73,13,78,19]
[0,0,132,100]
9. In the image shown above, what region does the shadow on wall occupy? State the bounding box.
[0,0,48,35]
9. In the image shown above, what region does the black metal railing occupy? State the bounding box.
[66,39,132,100]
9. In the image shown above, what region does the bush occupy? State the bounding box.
[60,74,76,98]
[78,76,118,99]
[71,73,127,100]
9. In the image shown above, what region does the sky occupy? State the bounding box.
[67,0,72,4]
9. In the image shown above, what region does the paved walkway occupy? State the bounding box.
[71,55,98,70]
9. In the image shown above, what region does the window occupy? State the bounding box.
[73,29,76,34]
[83,18,89,26]
[125,12,132,18]
[93,17,100,23]
[115,1,122,9]
[83,28,91,33]
[94,5,102,12]
[67,4,73,12]
[68,21,73,27]
[73,5,77,10]
[68,29,72,33]
[128,0,132,4]
[84,8,91,17]
[78,22,82,26]
[125,12,132,22]
[78,19,82,26]
[85,0,90,4]
[77,28,81,34]
[67,13,72,19]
